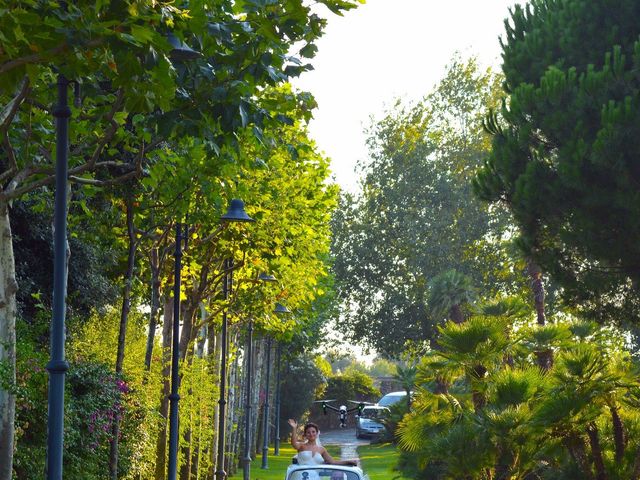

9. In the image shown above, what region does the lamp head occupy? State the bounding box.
[221,199,254,223]
[167,33,202,61]
[258,273,277,282]
[273,302,291,314]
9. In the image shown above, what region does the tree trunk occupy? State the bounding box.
[631,445,640,480]
[587,423,607,480]
[110,194,137,479]
[207,326,222,478]
[145,247,161,371]
[471,364,487,412]
[226,342,240,475]
[0,202,17,480]
[564,434,594,480]
[527,260,546,326]
[429,337,448,394]
[610,405,625,462]
[251,339,265,455]
[179,346,198,480]
[527,260,553,370]
[154,296,174,480]
[450,303,464,324]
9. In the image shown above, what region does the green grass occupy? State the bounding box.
[228,445,297,480]
[356,443,411,480]
[229,443,411,480]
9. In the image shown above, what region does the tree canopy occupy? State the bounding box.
[474,0,640,323]
[331,58,513,356]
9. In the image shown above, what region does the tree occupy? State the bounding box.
[0,1,363,475]
[474,0,640,325]
[428,269,475,325]
[331,57,512,357]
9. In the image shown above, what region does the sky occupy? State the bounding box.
[294,0,524,193]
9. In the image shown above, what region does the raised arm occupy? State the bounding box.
[288,419,303,450]
[320,447,357,466]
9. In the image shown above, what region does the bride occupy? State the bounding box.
[288,419,357,467]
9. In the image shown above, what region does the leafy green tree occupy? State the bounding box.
[474,0,640,325]
[279,355,327,437]
[331,57,512,357]
[0,1,363,475]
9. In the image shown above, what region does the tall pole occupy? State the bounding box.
[167,223,185,480]
[46,74,71,480]
[274,343,282,456]
[261,337,272,469]
[242,318,254,480]
[215,258,232,480]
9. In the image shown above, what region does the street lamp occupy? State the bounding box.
[46,74,73,480]
[261,303,291,470]
[216,199,254,480]
[167,222,188,480]
[243,273,277,480]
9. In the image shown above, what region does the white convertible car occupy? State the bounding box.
[285,464,367,480]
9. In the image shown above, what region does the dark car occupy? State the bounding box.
[355,405,389,438]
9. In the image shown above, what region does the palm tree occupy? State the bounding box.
[428,269,475,324]
[437,316,511,411]
[393,363,417,410]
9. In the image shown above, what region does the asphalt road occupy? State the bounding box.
[319,428,370,446]
[318,428,370,463]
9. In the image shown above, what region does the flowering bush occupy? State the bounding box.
[64,362,128,478]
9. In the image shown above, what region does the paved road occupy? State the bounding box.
[318,428,370,463]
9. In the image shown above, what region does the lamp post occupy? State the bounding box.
[261,303,290,469]
[243,273,277,480]
[46,74,72,480]
[167,222,188,480]
[216,199,254,480]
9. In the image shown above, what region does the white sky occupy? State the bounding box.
[294,0,524,193]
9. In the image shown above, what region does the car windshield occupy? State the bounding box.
[287,469,360,480]
[361,409,385,419]
[378,394,403,406]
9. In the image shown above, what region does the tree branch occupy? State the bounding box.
[0,39,102,76]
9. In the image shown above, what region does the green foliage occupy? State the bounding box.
[396,305,640,480]
[279,355,327,435]
[428,269,475,324]
[331,56,516,357]
[474,0,640,324]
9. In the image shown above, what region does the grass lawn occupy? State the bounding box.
[228,445,297,480]
[229,443,410,480]
[357,443,411,480]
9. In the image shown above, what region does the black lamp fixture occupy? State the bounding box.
[216,198,254,480]
[273,303,291,315]
[167,33,202,61]
[258,273,277,282]
[221,198,255,222]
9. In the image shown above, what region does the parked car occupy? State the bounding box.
[355,405,389,438]
[377,391,408,407]
[285,464,366,480]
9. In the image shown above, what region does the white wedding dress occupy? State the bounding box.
[293,450,324,480]
[297,450,325,465]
